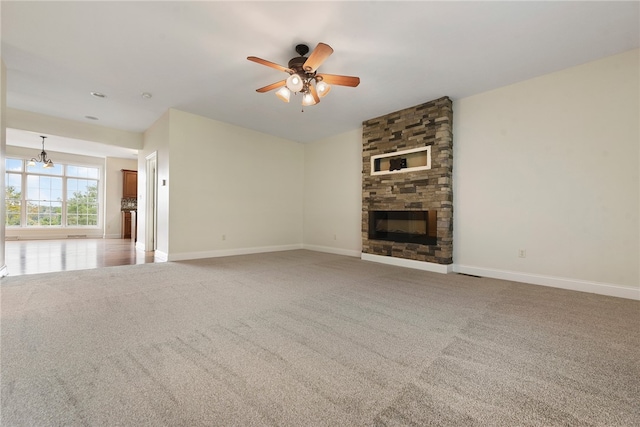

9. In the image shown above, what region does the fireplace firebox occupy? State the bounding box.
[368,211,437,245]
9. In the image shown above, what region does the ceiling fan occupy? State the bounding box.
[248,42,360,108]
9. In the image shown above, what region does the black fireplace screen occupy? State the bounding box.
[368,211,437,245]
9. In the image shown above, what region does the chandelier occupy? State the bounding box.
[28,136,55,168]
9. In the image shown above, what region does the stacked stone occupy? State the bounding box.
[362,96,453,265]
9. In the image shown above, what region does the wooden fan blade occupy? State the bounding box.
[247,56,291,73]
[310,85,320,105]
[256,80,286,93]
[303,43,334,72]
[317,73,360,87]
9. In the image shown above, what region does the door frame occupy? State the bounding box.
[144,152,158,252]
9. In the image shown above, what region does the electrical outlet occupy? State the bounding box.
[518,249,526,258]
[333,234,337,240]
[222,234,226,241]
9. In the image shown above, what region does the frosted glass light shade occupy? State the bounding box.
[316,81,331,97]
[286,74,304,92]
[276,86,291,103]
[302,92,316,106]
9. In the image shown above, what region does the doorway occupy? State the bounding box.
[145,152,158,252]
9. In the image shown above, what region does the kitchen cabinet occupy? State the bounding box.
[121,169,137,240]
[122,170,137,198]
[122,211,132,239]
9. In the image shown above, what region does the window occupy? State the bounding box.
[5,159,23,226]
[26,174,63,226]
[5,158,101,228]
[66,178,98,226]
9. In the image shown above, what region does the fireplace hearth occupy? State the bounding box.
[369,211,437,245]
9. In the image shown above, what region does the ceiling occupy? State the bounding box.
[2,1,639,157]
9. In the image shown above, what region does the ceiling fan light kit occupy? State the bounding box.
[286,74,304,92]
[316,80,331,97]
[275,86,291,103]
[302,92,316,107]
[248,42,360,110]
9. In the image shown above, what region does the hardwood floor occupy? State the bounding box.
[3,238,156,276]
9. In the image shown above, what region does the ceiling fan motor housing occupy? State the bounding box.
[295,44,310,57]
[288,56,313,75]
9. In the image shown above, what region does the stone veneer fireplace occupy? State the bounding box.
[362,96,453,266]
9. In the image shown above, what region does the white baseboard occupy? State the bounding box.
[104,233,121,239]
[454,264,640,301]
[303,244,361,258]
[154,250,168,262]
[4,234,103,240]
[135,242,146,252]
[361,253,454,274]
[166,244,304,262]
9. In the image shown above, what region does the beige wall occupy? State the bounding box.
[104,157,137,238]
[453,49,639,295]
[164,109,304,260]
[301,49,639,298]
[303,128,362,256]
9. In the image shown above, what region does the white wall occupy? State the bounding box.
[104,157,137,238]
[453,49,639,297]
[1,59,7,276]
[7,108,142,150]
[139,110,170,256]
[303,128,363,256]
[163,109,304,260]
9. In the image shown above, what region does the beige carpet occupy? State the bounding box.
[1,250,638,426]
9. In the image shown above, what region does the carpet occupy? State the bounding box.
[1,250,638,426]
